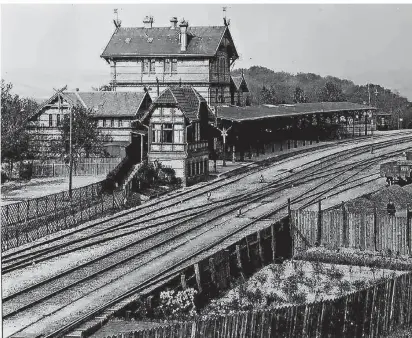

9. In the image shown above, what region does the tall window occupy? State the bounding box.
[174,124,184,143]
[111,118,115,127]
[162,123,173,143]
[150,59,156,74]
[103,119,107,127]
[118,119,123,128]
[152,124,162,143]
[56,114,61,126]
[171,59,177,73]
[142,59,149,74]
[49,114,53,127]
[220,87,225,103]
[164,59,170,73]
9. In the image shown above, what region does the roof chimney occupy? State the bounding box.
[143,16,153,29]
[170,17,178,29]
[179,19,189,52]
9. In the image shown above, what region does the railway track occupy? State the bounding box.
[3,133,410,268]
[3,134,411,338]
[3,134,410,273]
[3,132,408,259]
[41,136,412,338]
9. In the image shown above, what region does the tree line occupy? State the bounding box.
[232,66,412,128]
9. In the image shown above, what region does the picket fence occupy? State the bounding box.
[31,157,121,177]
[1,181,128,251]
[102,271,412,338]
[292,207,412,255]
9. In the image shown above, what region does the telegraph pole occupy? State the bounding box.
[69,107,73,198]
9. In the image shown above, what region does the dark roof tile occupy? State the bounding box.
[101,26,227,57]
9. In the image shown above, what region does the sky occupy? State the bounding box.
[2,4,412,101]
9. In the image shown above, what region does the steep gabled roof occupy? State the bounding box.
[142,86,214,123]
[31,91,151,119]
[101,25,238,58]
[231,74,249,92]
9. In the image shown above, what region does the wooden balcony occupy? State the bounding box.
[150,141,208,154]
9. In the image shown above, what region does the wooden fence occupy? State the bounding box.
[31,157,122,177]
[1,181,129,251]
[292,206,412,255]
[103,271,412,338]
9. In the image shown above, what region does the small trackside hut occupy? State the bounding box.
[138,86,215,186]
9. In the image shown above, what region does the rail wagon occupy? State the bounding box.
[380,150,412,185]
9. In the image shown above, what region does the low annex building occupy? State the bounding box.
[138,86,214,186]
[27,90,152,158]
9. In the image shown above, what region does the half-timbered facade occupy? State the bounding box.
[139,86,214,186]
[101,16,239,106]
[27,90,152,157]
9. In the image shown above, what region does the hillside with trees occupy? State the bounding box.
[232,66,412,128]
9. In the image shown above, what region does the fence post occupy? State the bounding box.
[194,263,202,293]
[317,200,322,245]
[236,245,245,280]
[209,257,216,285]
[271,224,276,262]
[374,206,378,251]
[407,205,411,256]
[257,231,265,265]
[342,202,348,247]
[180,273,187,290]
[26,200,30,222]
[6,204,9,226]
[17,203,21,223]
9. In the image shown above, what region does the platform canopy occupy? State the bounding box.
[216,102,377,122]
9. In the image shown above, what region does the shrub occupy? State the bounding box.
[19,162,33,180]
[1,170,8,183]
[157,288,198,319]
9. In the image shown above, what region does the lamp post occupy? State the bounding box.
[216,125,232,167]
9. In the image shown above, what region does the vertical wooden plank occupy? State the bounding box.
[271,224,276,262]
[194,263,202,293]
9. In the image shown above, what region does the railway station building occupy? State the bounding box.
[213,102,377,161]
[28,15,377,186]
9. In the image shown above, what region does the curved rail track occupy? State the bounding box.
[2,133,411,338]
[3,133,410,268]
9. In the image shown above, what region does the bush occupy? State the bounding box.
[19,162,33,180]
[1,170,8,183]
[157,288,198,319]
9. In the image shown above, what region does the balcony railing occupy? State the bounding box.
[150,141,208,153]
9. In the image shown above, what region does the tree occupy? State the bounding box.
[1,80,39,164]
[318,81,346,102]
[259,85,273,104]
[51,105,112,160]
[293,86,307,103]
